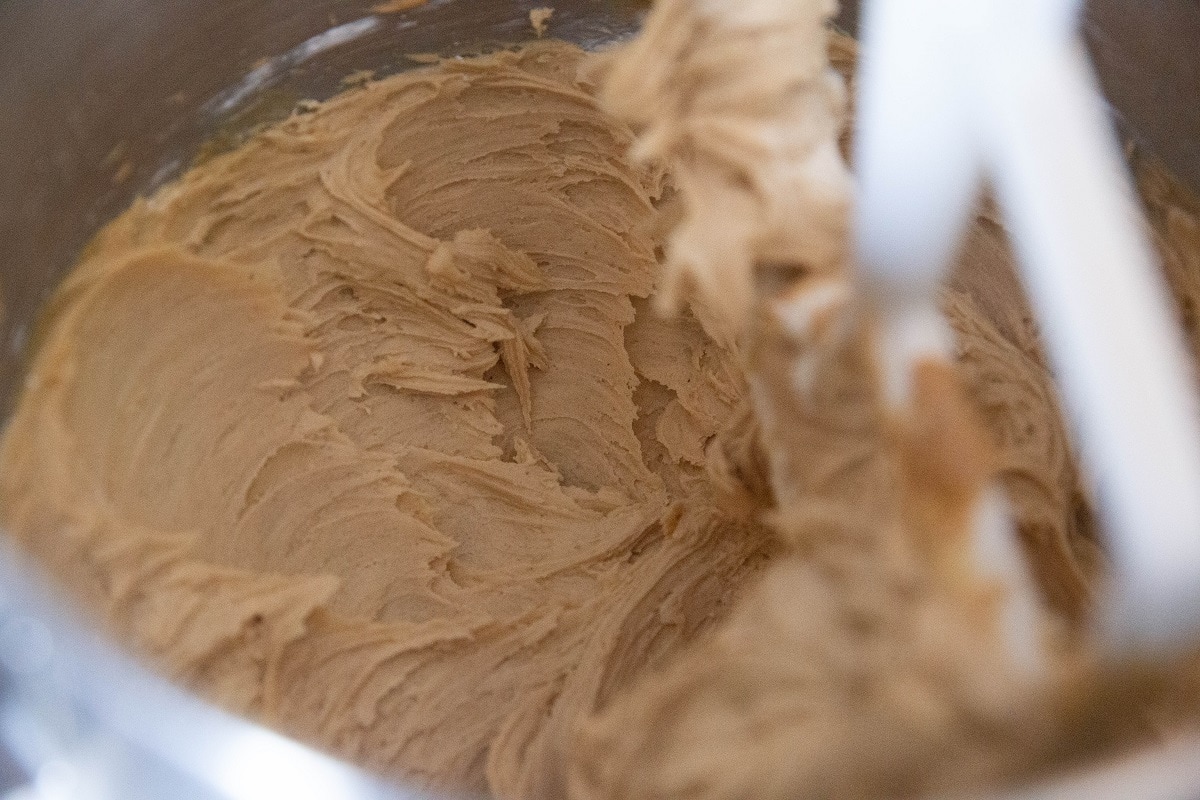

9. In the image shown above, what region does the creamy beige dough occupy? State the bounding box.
[3,17,1199,800]
[567,3,1103,796]
[596,0,854,327]
[0,44,777,798]
[567,1,1195,796]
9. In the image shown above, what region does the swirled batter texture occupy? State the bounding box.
[0,44,775,798]
[4,25,1198,800]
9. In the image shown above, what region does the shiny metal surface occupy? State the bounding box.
[1,1,1199,797]
[0,548,414,800]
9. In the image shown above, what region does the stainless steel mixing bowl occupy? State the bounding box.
[2,1,1200,797]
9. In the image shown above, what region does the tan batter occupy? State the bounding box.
[0,44,776,798]
[571,4,1104,795]
[2,7,1198,800]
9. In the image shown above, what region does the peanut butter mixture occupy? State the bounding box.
[3,6,1198,799]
